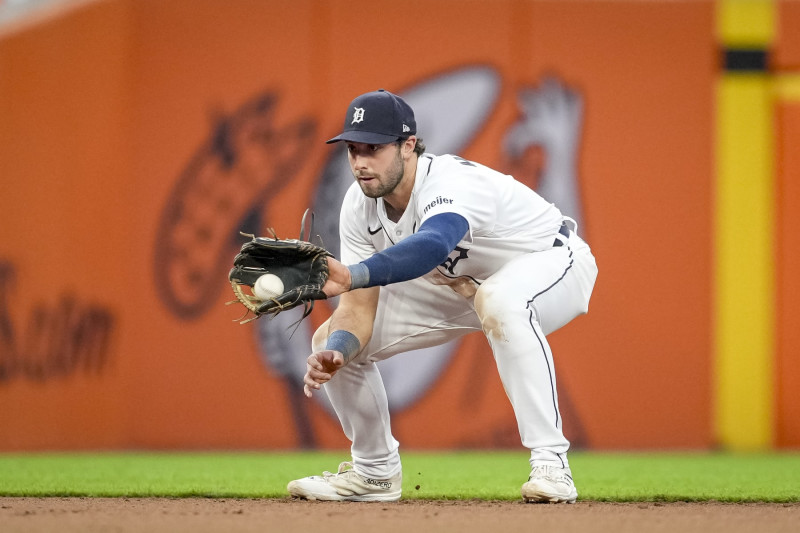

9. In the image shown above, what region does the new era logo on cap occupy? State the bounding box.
[327,89,417,145]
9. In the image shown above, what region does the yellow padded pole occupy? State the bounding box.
[714,0,776,450]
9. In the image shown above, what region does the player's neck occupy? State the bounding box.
[383,155,418,223]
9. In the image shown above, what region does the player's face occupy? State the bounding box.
[346,142,405,199]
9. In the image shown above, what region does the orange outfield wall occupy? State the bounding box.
[776,99,800,447]
[1,0,723,451]
[773,1,800,448]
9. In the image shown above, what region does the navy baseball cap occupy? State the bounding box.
[326,89,416,144]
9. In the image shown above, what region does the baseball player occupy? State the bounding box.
[287,89,598,503]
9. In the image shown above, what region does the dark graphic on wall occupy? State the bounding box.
[0,262,115,383]
[153,92,316,319]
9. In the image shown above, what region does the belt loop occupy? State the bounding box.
[553,221,570,247]
[562,216,578,235]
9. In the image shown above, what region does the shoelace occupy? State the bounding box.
[322,461,354,479]
[529,465,572,485]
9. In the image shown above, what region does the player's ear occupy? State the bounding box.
[401,136,417,158]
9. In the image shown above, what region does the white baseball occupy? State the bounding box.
[253,274,284,300]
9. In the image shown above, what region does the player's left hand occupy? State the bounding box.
[321,257,352,298]
[303,350,345,397]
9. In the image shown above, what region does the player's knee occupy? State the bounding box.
[477,285,515,342]
[474,280,511,335]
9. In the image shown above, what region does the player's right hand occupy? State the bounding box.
[303,350,345,397]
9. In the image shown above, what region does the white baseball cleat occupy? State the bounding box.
[521,465,578,504]
[287,461,402,502]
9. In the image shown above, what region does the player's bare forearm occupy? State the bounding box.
[302,287,379,398]
[328,287,379,350]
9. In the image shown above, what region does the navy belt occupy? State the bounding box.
[553,222,570,247]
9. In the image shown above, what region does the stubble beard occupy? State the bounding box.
[356,149,405,199]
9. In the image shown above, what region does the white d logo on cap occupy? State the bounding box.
[351,107,365,124]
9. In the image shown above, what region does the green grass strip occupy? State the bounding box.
[0,451,798,502]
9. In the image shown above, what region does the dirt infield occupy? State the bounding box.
[2,498,799,533]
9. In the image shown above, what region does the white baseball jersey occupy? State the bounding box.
[339,153,565,289]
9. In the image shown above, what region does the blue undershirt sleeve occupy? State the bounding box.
[348,212,469,289]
